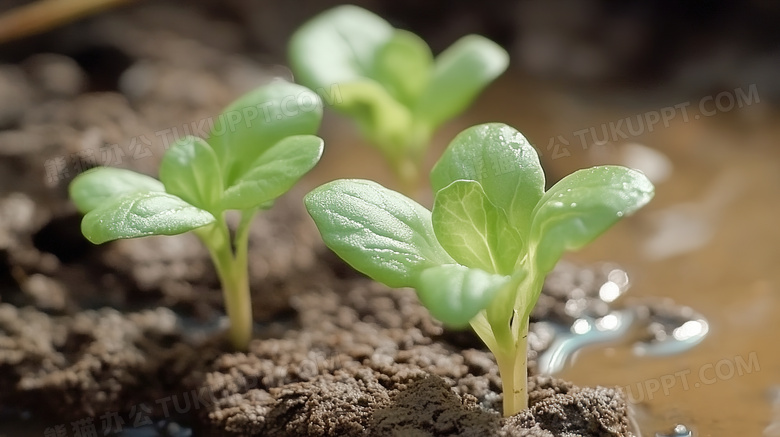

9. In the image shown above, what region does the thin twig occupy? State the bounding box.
[0,0,137,44]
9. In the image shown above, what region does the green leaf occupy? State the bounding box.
[415,264,510,328]
[289,5,507,179]
[332,80,413,156]
[69,167,164,214]
[159,136,223,210]
[81,191,215,244]
[304,179,454,288]
[430,123,544,234]
[372,30,433,106]
[432,180,522,275]
[221,135,324,210]
[529,166,655,274]
[415,35,509,128]
[208,80,323,185]
[288,5,393,89]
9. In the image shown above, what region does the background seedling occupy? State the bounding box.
[69,80,325,350]
[304,122,654,416]
[288,5,509,195]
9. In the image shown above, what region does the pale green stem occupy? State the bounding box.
[472,271,542,417]
[380,123,431,199]
[495,316,529,416]
[197,211,256,351]
[392,155,421,199]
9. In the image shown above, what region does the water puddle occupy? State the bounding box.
[534,265,707,436]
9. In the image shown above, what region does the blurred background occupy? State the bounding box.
[1,1,778,436]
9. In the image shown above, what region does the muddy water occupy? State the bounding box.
[308,73,780,437]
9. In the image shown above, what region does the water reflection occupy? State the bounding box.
[533,264,709,435]
[536,265,710,373]
[632,304,709,357]
[537,310,634,374]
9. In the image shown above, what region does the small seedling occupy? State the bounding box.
[289,5,509,195]
[304,123,654,416]
[69,80,325,350]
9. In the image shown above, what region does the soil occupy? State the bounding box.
[190,276,633,436]
[0,2,638,436]
[1,251,635,436]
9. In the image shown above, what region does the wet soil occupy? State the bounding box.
[1,240,635,437]
[190,273,633,436]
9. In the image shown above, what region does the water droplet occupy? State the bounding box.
[596,314,620,331]
[565,298,587,316]
[672,319,707,341]
[674,424,690,434]
[599,281,621,302]
[607,269,630,288]
[570,202,577,208]
[655,424,692,437]
[571,318,592,335]
[616,211,624,217]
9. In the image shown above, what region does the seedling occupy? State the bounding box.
[304,123,654,416]
[289,5,509,195]
[69,80,325,350]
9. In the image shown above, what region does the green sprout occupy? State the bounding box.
[304,123,654,416]
[289,5,509,195]
[69,80,324,350]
